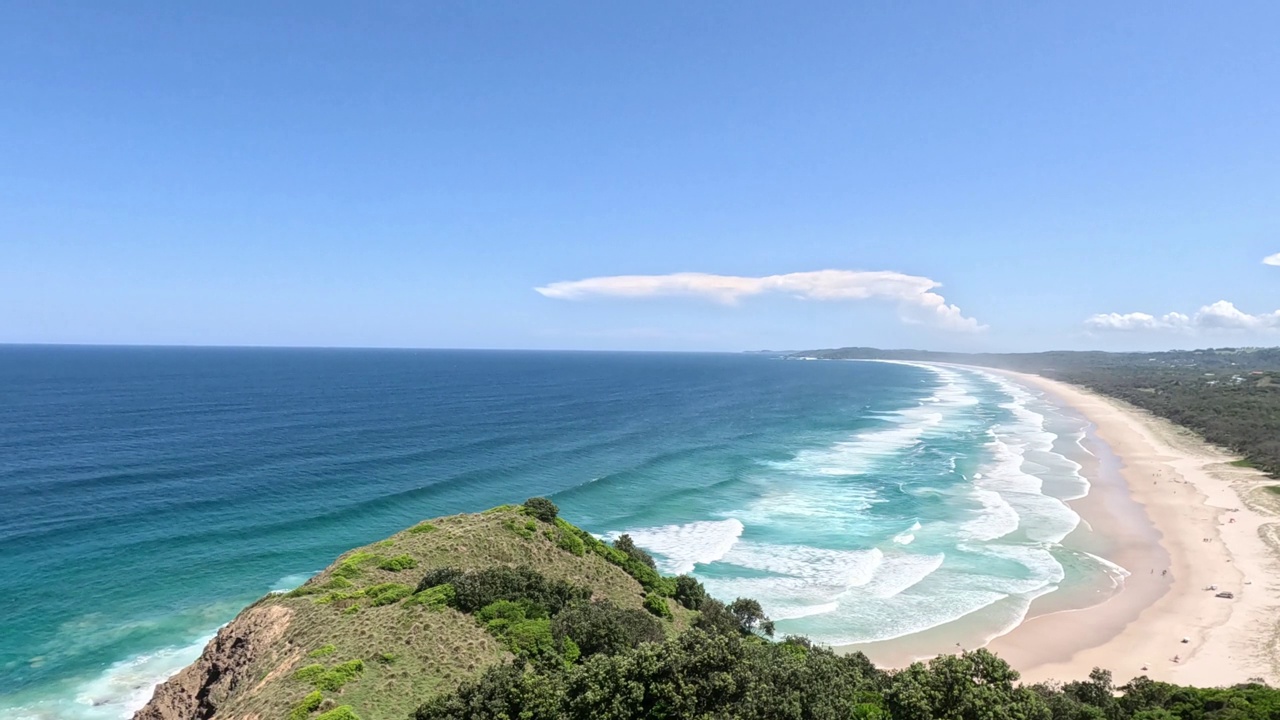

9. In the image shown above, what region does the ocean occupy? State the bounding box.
[0,347,1120,718]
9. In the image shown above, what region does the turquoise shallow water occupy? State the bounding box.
[0,348,1113,718]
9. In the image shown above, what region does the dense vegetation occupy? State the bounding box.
[793,346,1280,476]
[416,627,1280,720]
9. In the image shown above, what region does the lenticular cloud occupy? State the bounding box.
[534,269,985,332]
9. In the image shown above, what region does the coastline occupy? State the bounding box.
[974,369,1279,685]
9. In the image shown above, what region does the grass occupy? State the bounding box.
[308,643,337,658]
[1265,485,1280,496]
[406,584,454,609]
[364,583,414,607]
[503,518,537,539]
[205,506,692,720]
[315,707,362,720]
[332,552,382,580]
[1230,458,1258,468]
[287,690,323,720]
[377,554,418,572]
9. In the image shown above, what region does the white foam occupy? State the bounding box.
[892,521,921,545]
[610,361,1113,650]
[1,635,212,720]
[615,518,744,575]
[1079,551,1131,589]
[794,585,1012,645]
[721,542,885,589]
[861,553,946,599]
[958,488,1020,542]
[739,484,879,523]
[776,362,978,477]
[268,572,316,594]
[770,601,840,621]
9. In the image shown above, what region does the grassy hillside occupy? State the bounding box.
[158,502,694,720]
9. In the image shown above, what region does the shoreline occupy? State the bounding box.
[987,369,1280,686]
[942,369,1277,685]
[834,365,1280,686]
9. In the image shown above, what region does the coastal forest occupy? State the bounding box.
[793,347,1280,477]
[136,498,1280,720]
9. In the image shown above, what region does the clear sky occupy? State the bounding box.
[3,2,1278,352]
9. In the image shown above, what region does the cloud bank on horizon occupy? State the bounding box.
[1086,301,1280,333]
[535,269,985,332]
[1264,252,1280,266]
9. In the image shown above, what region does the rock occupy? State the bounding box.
[133,604,293,720]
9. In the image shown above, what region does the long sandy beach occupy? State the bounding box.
[983,370,1280,686]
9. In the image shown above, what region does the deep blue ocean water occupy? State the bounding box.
[0,347,1113,718]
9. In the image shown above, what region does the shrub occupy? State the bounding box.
[315,659,365,691]
[504,518,536,539]
[694,598,744,637]
[644,592,672,618]
[728,597,775,637]
[416,568,465,593]
[364,583,414,606]
[577,530,678,595]
[315,590,361,605]
[377,554,419,572]
[674,575,708,610]
[473,600,574,661]
[613,534,657,570]
[407,583,455,609]
[477,599,548,625]
[316,706,362,720]
[523,497,559,523]
[500,618,558,658]
[288,690,323,720]
[332,552,380,580]
[408,522,438,534]
[343,604,360,615]
[414,628,887,720]
[589,540,629,565]
[449,566,590,615]
[308,643,337,658]
[376,652,399,665]
[555,529,585,556]
[550,600,665,658]
[293,664,326,683]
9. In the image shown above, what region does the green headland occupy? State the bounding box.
[135,499,1280,720]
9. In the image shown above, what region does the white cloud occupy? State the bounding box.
[1264,252,1280,266]
[535,269,985,332]
[1085,301,1280,332]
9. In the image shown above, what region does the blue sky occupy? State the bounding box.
[3,2,1277,352]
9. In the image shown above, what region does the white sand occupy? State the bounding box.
[982,370,1280,686]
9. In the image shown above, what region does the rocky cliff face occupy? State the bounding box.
[134,603,293,720]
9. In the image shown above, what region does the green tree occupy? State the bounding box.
[523,497,559,523]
